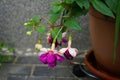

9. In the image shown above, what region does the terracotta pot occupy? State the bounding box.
[85,50,120,80]
[89,7,120,76]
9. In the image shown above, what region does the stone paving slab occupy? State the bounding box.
[33,66,73,77]
[0,55,96,80]
[16,56,71,66]
[16,56,40,64]
[8,65,32,76]
[27,77,52,80]
[7,76,26,80]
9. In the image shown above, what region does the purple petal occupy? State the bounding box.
[48,36,53,44]
[39,53,48,64]
[55,54,64,62]
[47,51,56,64]
[48,61,57,67]
[62,38,68,43]
[64,50,73,60]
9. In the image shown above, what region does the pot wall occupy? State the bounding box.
[89,7,120,76]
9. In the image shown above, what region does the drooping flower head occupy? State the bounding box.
[59,35,78,60]
[39,45,64,67]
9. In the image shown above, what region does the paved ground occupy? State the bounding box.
[0,51,96,80]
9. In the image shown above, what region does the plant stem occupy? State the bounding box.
[51,26,63,50]
[53,26,63,44]
[41,17,52,25]
[113,0,120,63]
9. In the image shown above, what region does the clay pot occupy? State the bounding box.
[84,50,120,80]
[89,7,120,76]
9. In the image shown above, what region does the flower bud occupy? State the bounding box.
[35,43,42,50]
[26,31,32,36]
[24,23,28,26]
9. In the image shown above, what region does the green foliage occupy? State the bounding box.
[76,0,89,10]
[64,18,81,30]
[65,0,74,4]
[50,2,63,13]
[36,26,46,35]
[0,42,15,52]
[24,15,41,27]
[49,2,64,24]
[49,0,119,62]
[49,0,87,30]
[49,12,61,24]
[0,55,12,63]
[0,42,14,66]
[24,15,46,35]
[104,0,118,14]
[24,0,120,62]
[70,1,88,17]
[114,0,120,63]
[90,0,115,18]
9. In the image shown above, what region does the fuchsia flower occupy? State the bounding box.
[47,32,67,47]
[59,40,78,60]
[40,50,64,67]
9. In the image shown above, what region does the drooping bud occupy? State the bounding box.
[26,31,32,36]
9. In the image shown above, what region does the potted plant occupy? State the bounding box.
[24,0,120,79]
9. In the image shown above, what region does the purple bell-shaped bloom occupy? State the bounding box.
[39,50,64,67]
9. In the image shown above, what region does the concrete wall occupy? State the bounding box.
[0,0,91,51]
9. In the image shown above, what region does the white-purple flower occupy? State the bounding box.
[59,40,78,60]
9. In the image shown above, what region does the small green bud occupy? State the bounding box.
[26,31,32,36]
[37,40,41,44]
[30,18,33,21]
[24,23,28,26]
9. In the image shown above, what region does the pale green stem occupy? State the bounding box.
[51,26,63,50]
[68,34,72,48]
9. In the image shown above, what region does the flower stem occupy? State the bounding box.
[69,34,72,41]
[51,26,63,50]
[68,34,72,48]
[53,26,63,44]
[41,17,52,25]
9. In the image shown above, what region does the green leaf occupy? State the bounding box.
[51,2,63,13]
[0,55,12,63]
[33,15,39,21]
[90,0,115,18]
[36,26,46,35]
[64,18,81,30]
[105,0,118,14]
[70,2,88,17]
[49,12,61,24]
[76,0,90,10]
[8,48,15,52]
[0,42,7,48]
[114,0,120,63]
[52,5,62,13]
[65,0,74,4]
[50,28,62,41]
